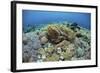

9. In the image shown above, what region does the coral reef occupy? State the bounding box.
[47,24,76,44]
[40,36,48,45]
[22,22,91,63]
[22,32,42,62]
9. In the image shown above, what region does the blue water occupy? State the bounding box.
[22,10,91,30]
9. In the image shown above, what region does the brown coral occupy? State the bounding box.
[47,25,61,44]
[55,40,70,49]
[60,26,76,42]
[40,36,48,45]
[47,24,76,44]
[47,25,59,38]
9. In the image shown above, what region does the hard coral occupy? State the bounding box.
[45,53,59,61]
[47,24,76,44]
[47,25,60,44]
[59,26,76,42]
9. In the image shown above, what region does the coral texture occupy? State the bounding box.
[22,22,91,63]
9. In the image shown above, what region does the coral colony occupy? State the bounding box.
[22,22,91,63]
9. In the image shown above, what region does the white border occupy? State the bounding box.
[16,3,96,70]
